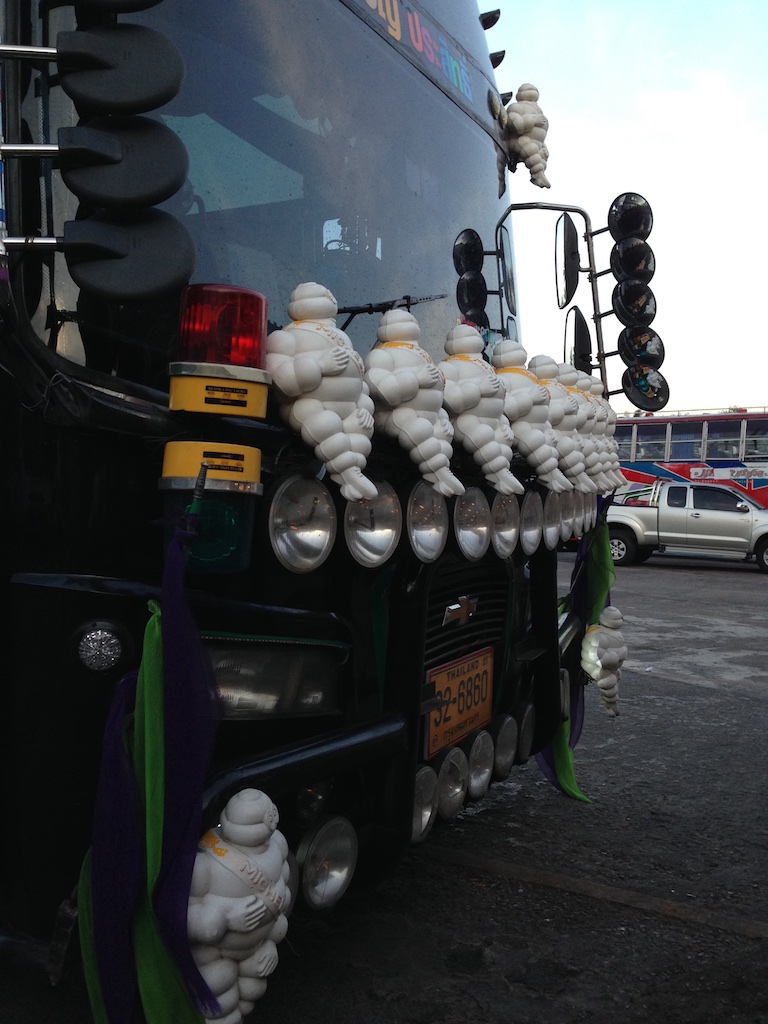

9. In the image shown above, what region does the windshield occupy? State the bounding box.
[143,0,509,356]
[62,0,508,381]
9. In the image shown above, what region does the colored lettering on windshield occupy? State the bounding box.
[361,0,474,102]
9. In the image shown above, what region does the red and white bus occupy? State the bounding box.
[616,409,768,508]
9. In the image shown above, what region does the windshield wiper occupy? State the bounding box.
[337,293,446,331]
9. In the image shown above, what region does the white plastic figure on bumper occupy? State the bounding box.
[438,323,523,495]
[577,372,621,493]
[364,309,464,497]
[580,606,628,717]
[504,83,550,189]
[491,337,571,493]
[187,789,291,1024]
[528,354,596,493]
[266,282,377,501]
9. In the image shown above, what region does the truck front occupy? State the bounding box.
[0,0,590,983]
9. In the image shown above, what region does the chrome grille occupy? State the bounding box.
[424,560,510,669]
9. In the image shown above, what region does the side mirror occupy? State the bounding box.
[555,212,580,309]
[736,502,750,513]
[565,306,592,372]
[498,224,517,315]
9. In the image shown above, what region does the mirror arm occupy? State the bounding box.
[496,201,609,394]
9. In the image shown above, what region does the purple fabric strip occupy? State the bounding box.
[152,524,221,1016]
[87,669,143,1024]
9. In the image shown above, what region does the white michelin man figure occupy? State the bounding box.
[528,354,596,493]
[598,388,628,489]
[364,309,464,497]
[504,83,550,188]
[187,789,292,1024]
[562,365,613,494]
[266,282,377,501]
[581,606,628,717]
[438,322,523,495]
[491,336,571,493]
[576,372,621,493]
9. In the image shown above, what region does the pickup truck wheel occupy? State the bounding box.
[609,528,638,566]
[755,538,768,574]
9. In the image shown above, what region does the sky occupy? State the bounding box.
[485,0,768,415]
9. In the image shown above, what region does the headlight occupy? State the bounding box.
[269,475,336,573]
[542,490,561,550]
[207,639,344,718]
[344,482,402,567]
[519,491,544,556]
[491,492,519,558]
[297,816,358,910]
[407,481,449,562]
[559,490,575,542]
[453,487,491,561]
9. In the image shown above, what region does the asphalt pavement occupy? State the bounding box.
[3,550,767,1023]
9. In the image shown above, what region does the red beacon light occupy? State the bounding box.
[169,283,271,418]
[163,284,271,572]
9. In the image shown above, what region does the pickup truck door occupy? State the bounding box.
[684,485,753,552]
[656,485,689,546]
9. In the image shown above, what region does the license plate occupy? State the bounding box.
[425,647,494,759]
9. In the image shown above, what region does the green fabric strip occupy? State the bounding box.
[131,600,203,1024]
[587,522,617,626]
[551,717,591,803]
[78,851,111,1024]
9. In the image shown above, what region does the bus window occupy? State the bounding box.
[636,421,667,460]
[705,420,742,460]
[745,419,768,461]
[669,420,703,461]
[615,423,633,460]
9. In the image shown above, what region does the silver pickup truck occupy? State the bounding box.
[606,480,768,572]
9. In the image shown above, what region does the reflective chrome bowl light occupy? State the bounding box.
[76,621,124,672]
[435,746,469,819]
[491,492,520,558]
[519,491,544,556]
[411,765,439,843]
[297,816,358,910]
[269,475,337,573]
[584,493,597,532]
[559,489,575,542]
[344,481,402,567]
[490,714,518,780]
[516,703,536,763]
[464,730,494,800]
[572,490,585,538]
[454,487,492,561]
[406,481,449,562]
[542,490,562,551]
